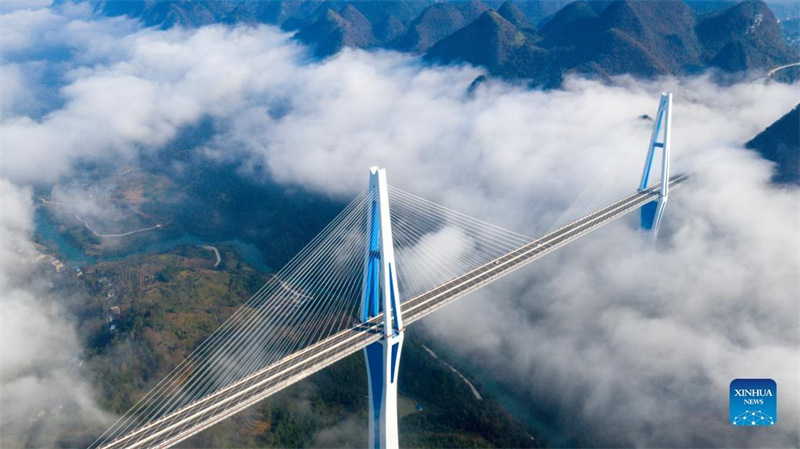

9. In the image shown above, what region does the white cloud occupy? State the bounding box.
[0,179,112,447]
[421,147,799,445]
[1,20,304,184]
[0,1,52,14]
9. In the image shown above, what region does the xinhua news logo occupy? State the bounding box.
[730,378,776,426]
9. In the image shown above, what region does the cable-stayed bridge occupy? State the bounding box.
[92,93,682,449]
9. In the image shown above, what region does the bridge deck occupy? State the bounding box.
[100,174,689,449]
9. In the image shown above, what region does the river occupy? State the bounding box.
[34,209,271,272]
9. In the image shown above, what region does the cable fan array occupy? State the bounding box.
[92,191,372,448]
[388,186,532,300]
[548,127,659,233]
[93,185,539,448]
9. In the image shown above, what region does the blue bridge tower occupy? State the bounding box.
[361,166,405,449]
[639,92,673,234]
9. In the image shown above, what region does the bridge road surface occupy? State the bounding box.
[100,174,689,449]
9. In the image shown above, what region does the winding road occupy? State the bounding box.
[75,214,162,238]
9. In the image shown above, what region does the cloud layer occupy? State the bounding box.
[0,179,112,447]
[1,3,798,447]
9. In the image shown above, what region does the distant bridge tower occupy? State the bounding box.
[361,166,405,449]
[638,92,673,234]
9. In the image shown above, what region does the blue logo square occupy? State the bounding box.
[730,378,776,426]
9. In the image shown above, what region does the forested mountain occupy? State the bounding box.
[427,0,797,85]
[746,104,800,184]
[83,0,798,85]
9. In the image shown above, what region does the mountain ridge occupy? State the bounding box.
[81,0,800,86]
[746,103,800,184]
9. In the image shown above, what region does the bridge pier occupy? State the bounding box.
[361,167,405,449]
[639,92,673,235]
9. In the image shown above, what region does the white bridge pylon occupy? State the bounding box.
[639,92,673,235]
[360,166,405,449]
